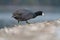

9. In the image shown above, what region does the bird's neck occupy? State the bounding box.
[33,14,37,18]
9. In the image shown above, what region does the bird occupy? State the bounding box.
[12,9,44,24]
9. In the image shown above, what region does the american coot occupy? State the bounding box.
[12,9,44,24]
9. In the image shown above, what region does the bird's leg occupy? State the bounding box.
[26,21,30,24]
[18,20,20,24]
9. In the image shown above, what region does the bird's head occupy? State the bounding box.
[34,11,44,16]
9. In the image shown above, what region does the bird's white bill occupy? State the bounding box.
[42,13,45,16]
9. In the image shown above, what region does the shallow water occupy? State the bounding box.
[0,6,60,28]
[0,12,60,28]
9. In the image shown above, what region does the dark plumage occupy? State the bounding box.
[12,9,44,24]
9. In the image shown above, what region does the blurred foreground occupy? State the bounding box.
[0,19,60,40]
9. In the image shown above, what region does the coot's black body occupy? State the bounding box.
[12,9,44,23]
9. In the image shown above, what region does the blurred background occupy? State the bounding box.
[0,0,60,28]
[0,0,60,6]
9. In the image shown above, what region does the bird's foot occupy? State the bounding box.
[27,22,30,24]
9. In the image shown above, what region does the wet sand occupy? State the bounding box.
[0,19,60,40]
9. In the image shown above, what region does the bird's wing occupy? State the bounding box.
[21,13,34,20]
